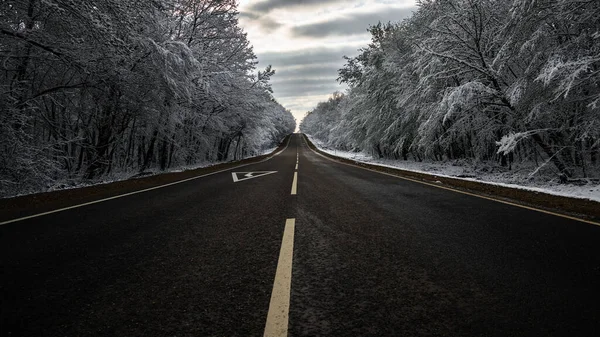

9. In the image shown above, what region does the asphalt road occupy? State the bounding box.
[1,134,600,336]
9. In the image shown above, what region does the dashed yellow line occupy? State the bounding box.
[264,218,296,337]
[291,172,298,195]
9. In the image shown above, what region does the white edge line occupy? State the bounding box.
[301,135,600,227]
[0,136,293,226]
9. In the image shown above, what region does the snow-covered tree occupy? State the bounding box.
[301,0,599,179]
[0,0,294,196]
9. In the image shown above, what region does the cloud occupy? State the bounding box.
[248,0,345,14]
[291,6,416,38]
[237,0,418,122]
[258,46,360,68]
[239,11,282,31]
[259,17,283,30]
[275,81,344,99]
[238,11,260,20]
[274,64,341,79]
[271,77,336,86]
[245,46,352,123]
[255,47,356,117]
[279,94,333,116]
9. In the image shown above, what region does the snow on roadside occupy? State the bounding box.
[306,135,600,203]
[260,146,278,156]
[11,145,282,199]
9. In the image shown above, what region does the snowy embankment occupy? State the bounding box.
[16,146,280,199]
[306,135,600,203]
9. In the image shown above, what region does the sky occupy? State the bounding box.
[237,0,417,126]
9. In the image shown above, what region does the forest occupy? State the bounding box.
[0,0,295,197]
[301,0,600,181]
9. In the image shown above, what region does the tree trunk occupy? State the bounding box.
[84,102,117,179]
[590,138,598,166]
[159,138,169,171]
[531,133,572,177]
[141,128,159,172]
[168,141,176,168]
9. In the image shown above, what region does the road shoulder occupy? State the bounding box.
[301,134,600,224]
[0,135,292,223]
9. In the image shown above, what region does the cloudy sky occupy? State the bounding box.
[237,0,417,126]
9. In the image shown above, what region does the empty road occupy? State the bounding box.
[1,134,600,336]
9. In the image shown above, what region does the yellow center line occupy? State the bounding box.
[264,218,296,337]
[291,172,298,195]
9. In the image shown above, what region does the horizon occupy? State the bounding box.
[237,0,418,127]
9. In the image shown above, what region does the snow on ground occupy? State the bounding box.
[36,146,280,197]
[306,135,600,203]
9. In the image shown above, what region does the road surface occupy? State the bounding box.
[1,134,600,336]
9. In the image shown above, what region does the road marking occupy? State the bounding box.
[232,171,278,183]
[291,172,298,195]
[295,163,298,170]
[301,135,600,227]
[264,218,295,337]
[0,136,293,226]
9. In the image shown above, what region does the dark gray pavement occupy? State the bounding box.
[1,134,600,336]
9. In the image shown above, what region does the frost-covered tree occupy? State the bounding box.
[301,0,599,179]
[0,0,294,196]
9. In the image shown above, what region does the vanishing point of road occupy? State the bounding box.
[1,134,600,336]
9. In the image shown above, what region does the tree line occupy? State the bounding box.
[0,0,295,197]
[301,0,599,180]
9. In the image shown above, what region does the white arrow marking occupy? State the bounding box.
[232,171,278,182]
